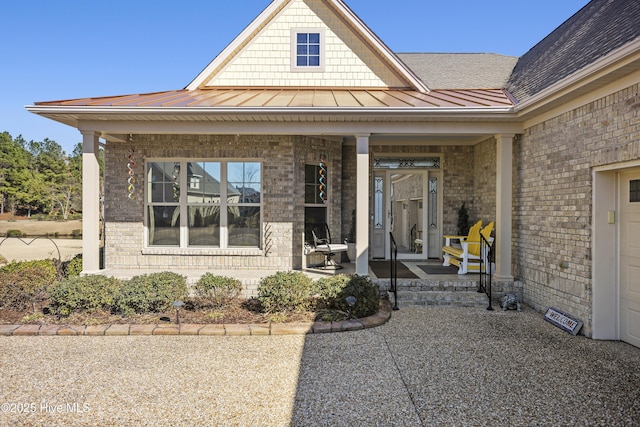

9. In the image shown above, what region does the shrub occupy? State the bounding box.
[115,272,187,315]
[6,229,24,237]
[49,275,123,316]
[0,260,59,311]
[316,274,380,318]
[258,271,315,313]
[194,273,242,307]
[1,259,60,277]
[314,274,351,307]
[64,254,83,278]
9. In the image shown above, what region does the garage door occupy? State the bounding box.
[619,170,640,348]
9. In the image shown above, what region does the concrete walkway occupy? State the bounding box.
[1,306,638,426]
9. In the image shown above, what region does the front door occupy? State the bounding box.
[619,170,640,348]
[370,158,442,260]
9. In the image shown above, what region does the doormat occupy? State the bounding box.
[417,264,459,275]
[369,261,418,279]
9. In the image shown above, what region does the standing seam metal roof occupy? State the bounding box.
[34,88,514,109]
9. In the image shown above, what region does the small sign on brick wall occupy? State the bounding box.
[544,307,583,335]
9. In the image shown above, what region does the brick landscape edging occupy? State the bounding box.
[0,299,392,337]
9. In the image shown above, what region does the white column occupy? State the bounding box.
[355,134,370,276]
[495,134,514,280]
[82,131,101,273]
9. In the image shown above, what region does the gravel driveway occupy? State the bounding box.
[1,306,638,426]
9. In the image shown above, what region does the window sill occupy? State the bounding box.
[142,247,264,257]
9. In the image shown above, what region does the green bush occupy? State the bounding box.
[258,271,315,313]
[64,254,83,278]
[315,274,380,318]
[314,274,351,307]
[194,273,242,307]
[0,260,59,311]
[115,272,188,315]
[6,229,24,237]
[49,275,123,316]
[1,259,60,278]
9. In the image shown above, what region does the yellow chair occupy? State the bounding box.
[442,221,494,274]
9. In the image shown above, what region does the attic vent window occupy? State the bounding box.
[292,29,324,71]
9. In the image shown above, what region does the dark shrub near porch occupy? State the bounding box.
[315,275,380,318]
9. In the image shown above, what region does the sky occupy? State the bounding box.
[1,0,590,155]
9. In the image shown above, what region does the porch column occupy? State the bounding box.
[495,134,514,280]
[81,131,101,273]
[355,134,370,276]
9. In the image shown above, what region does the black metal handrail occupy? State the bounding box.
[389,232,399,310]
[477,233,494,310]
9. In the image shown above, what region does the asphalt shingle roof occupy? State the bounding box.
[397,53,518,90]
[506,0,640,103]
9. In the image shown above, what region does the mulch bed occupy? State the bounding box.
[0,299,317,326]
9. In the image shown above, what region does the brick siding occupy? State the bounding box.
[514,83,640,336]
[104,134,341,271]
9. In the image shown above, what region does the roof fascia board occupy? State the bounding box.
[523,66,640,129]
[515,37,640,116]
[186,0,288,90]
[27,105,515,116]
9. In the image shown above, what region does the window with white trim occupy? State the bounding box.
[292,29,324,70]
[146,160,261,248]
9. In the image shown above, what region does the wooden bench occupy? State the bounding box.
[442,221,494,274]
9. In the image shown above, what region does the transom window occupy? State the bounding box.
[146,160,261,249]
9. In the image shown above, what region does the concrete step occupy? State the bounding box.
[374,277,509,309]
[390,290,493,308]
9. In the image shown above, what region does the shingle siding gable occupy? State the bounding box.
[205,0,405,88]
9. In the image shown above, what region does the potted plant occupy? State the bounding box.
[457,202,471,236]
[345,209,356,262]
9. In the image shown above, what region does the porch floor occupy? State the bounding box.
[99,260,460,284]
